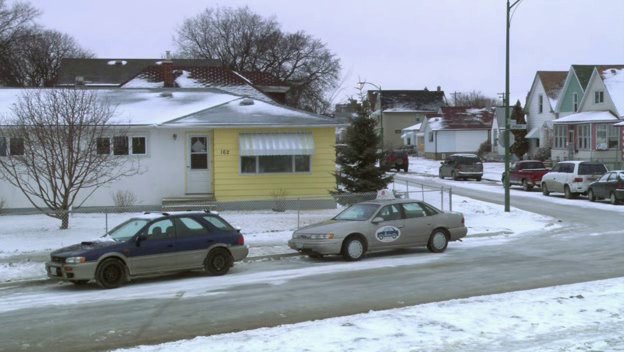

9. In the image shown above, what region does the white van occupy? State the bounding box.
[541,161,608,199]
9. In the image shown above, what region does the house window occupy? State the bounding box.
[594,91,604,104]
[573,93,578,112]
[596,125,619,150]
[538,94,543,113]
[241,155,311,174]
[97,136,147,155]
[493,132,498,147]
[1,137,25,156]
[428,132,434,142]
[577,125,590,150]
[554,125,567,149]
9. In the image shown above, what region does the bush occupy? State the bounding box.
[534,147,551,161]
[112,190,138,212]
[476,140,492,159]
[271,189,287,212]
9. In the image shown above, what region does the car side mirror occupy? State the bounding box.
[371,216,384,224]
[135,234,147,246]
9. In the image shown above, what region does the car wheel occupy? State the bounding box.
[439,172,444,179]
[452,171,459,181]
[542,183,550,196]
[476,177,482,182]
[403,166,408,172]
[204,248,233,276]
[342,236,366,261]
[427,229,449,253]
[522,179,532,191]
[588,189,596,202]
[610,192,619,205]
[71,280,89,285]
[564,185,574,199]
[95,258,126,289]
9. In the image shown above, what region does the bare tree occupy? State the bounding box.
[175,6,341,113]
[451,90,498,108]
[0,0,40,86]
[13,29,93,87]
[0,89,140,229]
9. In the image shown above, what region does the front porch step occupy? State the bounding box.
[161,195,217,211]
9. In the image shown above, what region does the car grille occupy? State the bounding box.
[51,256,65,264]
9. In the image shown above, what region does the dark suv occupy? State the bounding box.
[382,150,409,172]
[45,210,248,289]
[439,153,483,181]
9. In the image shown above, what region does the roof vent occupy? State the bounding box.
[239,98,254,106]
[160,92,173,98]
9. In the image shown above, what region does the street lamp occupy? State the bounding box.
[357,81,384,150]
[504,0,523,212]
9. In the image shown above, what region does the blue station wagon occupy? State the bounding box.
[45,211,249,289]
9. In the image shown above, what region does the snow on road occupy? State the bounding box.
[116,277,624,352]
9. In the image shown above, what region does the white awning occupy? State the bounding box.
[239,133,315,156]
[525,127,540,139]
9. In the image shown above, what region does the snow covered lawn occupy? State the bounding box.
[115,277,624,352]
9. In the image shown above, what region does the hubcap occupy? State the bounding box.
[213,255,226,271]
[348,240,364,258]
[433,232,446,249]
[104,265,121,283]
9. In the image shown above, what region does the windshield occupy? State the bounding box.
[334,204,380,221]
[108,218,150,242]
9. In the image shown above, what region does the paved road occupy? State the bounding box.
[2,179,623,352]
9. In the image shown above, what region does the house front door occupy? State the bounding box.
[185,134,212,194]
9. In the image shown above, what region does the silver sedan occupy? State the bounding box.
[288,199,467,261]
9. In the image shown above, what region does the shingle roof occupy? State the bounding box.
[369,90,446,113]
[571,65,597,90]
[537,71,567,100]
[428,106,494,131]
[238,71,288,87]
[56,58,219,86]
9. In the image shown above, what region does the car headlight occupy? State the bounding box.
[294,233,335,240]
[65,256,86,264]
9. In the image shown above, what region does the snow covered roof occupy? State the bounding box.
[402,123,422,131]
[168,97,340,127]
[428,107,494,131]
[0,88,340,127]
[122,66,272,102]
[599,67,624,117]
[553,111,619,124]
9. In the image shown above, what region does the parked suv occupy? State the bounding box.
[541,161,608,199]
[45,210,248,289]
[439,154,483,181]
[382,150,409,172]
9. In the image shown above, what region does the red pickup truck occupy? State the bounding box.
[502,160,549,191]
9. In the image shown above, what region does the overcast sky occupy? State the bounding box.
[29,0,624,105]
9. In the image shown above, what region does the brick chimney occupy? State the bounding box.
[162,51,174,88]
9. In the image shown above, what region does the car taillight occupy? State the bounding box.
[237,235,245,245]
[573,177,583,182]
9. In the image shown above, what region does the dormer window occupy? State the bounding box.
[594,90,604,104]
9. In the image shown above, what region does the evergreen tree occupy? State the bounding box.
[334,98,393,199]
[510,100,529,159]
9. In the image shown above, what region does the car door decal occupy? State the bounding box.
[375,226,401,242]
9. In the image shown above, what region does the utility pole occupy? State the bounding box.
[504,0,522,212]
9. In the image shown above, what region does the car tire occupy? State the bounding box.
[403,166,408,172]
[452,171,459,181]
[564,185,574,199]
[95,258,126,289]
[439,172,444,179]
[610,192,619,205]
[342,236,366,261]
[427,229,449,253]
[588,189,596,202]
[204,248,232,276]
[476,177,482,182]
[542,183,550,196]
[522,179,532,191]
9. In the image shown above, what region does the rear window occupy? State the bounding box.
[578,163,607,175]
[457,156,481,164]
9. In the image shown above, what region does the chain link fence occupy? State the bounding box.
[1,180,454,232]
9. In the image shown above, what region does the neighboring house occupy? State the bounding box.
[490,106,517,158]
[55,58,290,104]
[401,122,422,147]
[0,88,341,211]
[551,66,624,166]
[555,65,596,118]
[368,88,446,150]
[524,71,567,157]
[423,107,494,160]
